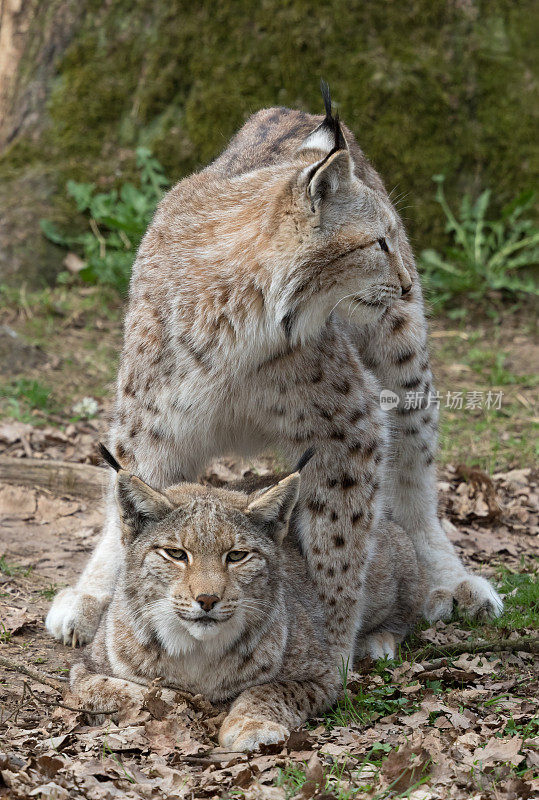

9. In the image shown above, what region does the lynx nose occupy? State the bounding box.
[401,282,412,296]
[196,594,220,612]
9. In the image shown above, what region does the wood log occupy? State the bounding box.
[0,456,107,501]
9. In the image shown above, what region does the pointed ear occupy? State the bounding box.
[299,80,348,156]
[246,473,300,543]
[305,150,354,211]
[116,472,174,541]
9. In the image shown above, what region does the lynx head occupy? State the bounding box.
[100,445,311,655]
[268,83,412,338]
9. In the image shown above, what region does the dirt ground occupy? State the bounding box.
[0,289,538,799]
[0,427,537,799]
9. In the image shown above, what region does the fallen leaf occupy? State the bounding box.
[299,753,325,800]
[2,605,40,634]
[473,736,524,767]
[381,745,430,793]
[35,495,80,523]
[286,730,315,752]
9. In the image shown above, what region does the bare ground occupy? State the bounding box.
[0,289,537,799]
[0,433,537,800]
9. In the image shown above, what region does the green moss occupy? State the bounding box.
[3,0,538,285]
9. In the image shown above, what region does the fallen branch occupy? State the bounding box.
[22,679,117,717]
[0,654,65,691]
[411,635,538,662]
[0,456,107,501]
[0,656,117,716]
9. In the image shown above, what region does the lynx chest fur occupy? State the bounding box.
[47,86,502,671]
[108,91,421,660]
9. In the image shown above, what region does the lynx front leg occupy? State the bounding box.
[352,288,502,620]
[219,678,334,753]
[70,662,154,725]
[46,487,120,646]
[255,333,388,663]
[46,411,206,646]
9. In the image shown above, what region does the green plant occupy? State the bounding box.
[0,622,12,644]
[40,584,59,601]
[420,176,539,308]
[274,764,308,799]
[325,659,416,728]
[0,378,55,423]
[41,148,168,294]
[0,556,33,577]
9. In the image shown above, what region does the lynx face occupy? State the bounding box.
[285,147,412,331]
[114,467,300,651]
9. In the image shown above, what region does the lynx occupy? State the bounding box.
[70,446,423,752]
[47,84,502,662]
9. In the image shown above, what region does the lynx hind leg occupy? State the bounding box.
[70,662,149,726]
[424,574,503,623]
[351,294,503,621]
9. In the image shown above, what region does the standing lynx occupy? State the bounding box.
[70,446,422,752]
[47,84,502,660]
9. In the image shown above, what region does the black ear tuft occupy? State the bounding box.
[294,447,315,473]
[320,78,332,119]
[99,442,122,472]
[319,80,346,153]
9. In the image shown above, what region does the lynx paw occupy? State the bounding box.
[219,715,289,753]
[356,631,397,660]
[424,574,503,622]
[46,587,109,647]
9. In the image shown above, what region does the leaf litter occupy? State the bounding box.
[0,426,537,798]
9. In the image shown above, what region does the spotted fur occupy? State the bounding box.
[70,465,422,751]
[47,86,502,659]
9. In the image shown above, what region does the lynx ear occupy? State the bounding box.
[299,79,348,155]
[116,473,174,541]
[246,473,300,543]
[305,150,354,211]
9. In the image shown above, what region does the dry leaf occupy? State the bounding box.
[473,736,524,767]
[381,745,430,792]
[2,606,39,634]
[299,753,325,800]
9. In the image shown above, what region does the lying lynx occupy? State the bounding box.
[48,84,501,661]
[70,446,423,752]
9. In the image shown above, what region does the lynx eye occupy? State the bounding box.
[161,548,188,562]
[378,237,389,252]
[226,550,249,563]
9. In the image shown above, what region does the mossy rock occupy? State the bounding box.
[1,0,537,286]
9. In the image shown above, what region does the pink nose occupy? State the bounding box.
[196,594,219,612]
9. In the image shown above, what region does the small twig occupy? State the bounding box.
[411,635,538,662]
[23,679,118,717]
[0,656,122,717]
[90,218,106,259]
[0,654,64,691]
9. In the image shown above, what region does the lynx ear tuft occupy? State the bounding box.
[294,446,315,473]
[116,474,174,540]
[99,442,122,472]
[246,473,300,543]
[299,80,348,156]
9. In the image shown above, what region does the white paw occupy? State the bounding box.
[218,715,289,753]
[424,574,503,622]
[45,587,109,646]
[358,631,397,660]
